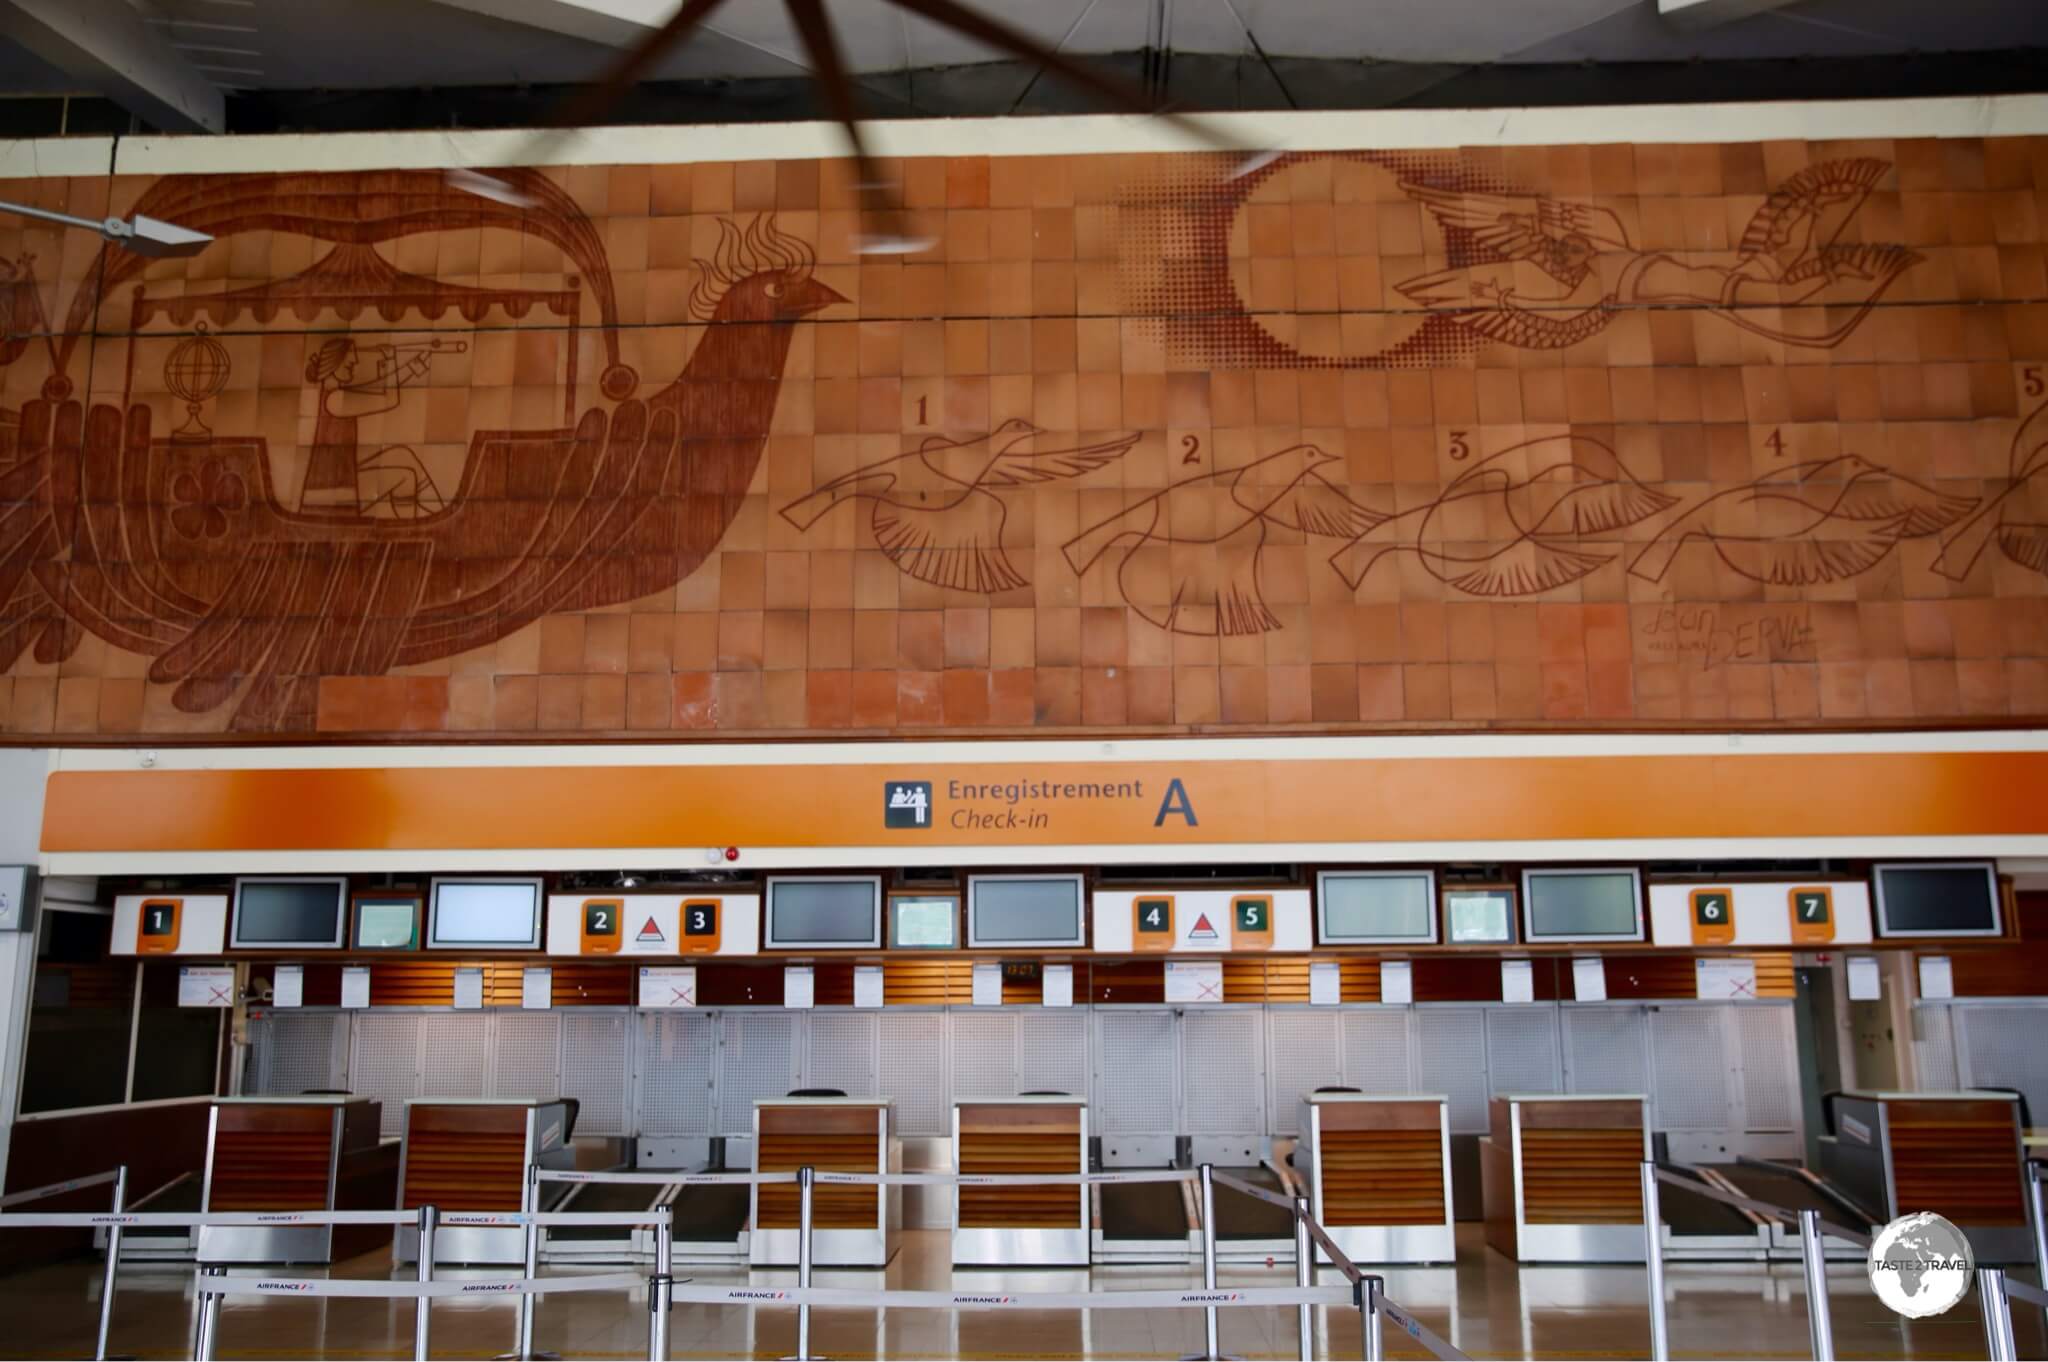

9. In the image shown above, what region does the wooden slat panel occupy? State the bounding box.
[1320,1128,1443,1226]
[958,1126,1082,1228]
[757,1131,880,1229]
[1888,1101,2024,1224]
[548,961,632,1005]
[401,1128,526,1211]
[884,958,970,1005]
[1944,947,2048,998]
[1089,959,1164,1005]
[1519,1128,1644,1224]
[210,1127,333,1211]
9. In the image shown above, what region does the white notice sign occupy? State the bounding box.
[1846,956,1882,1002]
[1695,958,1758,1001]
[1309,961,1341,1006]
[1380,960,1413,1006]
[1572,957,1607,1003]
[271,964,304,1009]
[971,962,1002,1006]
[1042,964,1074,1008]
[453,967,485,1010]
[784,965,814,1009]
[340,966,371,1009]
[1916,955,1954,1001]
[1164,959,1224,1004]
[522,967,552,1010]
[178,966,234,1008]
[639,966,697,1008]
[1501,959,1534,1004]
[853,965,884,1009]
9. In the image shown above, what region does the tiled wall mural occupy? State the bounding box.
[1,136,2045,736]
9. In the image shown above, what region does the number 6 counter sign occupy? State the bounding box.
[545,893,759,957]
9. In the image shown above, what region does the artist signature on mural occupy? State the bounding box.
[1640,606,1817,670]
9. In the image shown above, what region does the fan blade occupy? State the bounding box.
[784,0,933,254]
[554,0,735,129]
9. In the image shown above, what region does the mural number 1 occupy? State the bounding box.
[915,395,928,424]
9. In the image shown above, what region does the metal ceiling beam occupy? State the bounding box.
[425,0,674,49]
[1657,0,1808,31]
[3,0,224,132]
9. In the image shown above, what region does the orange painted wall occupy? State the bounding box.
[2,136,2047,740]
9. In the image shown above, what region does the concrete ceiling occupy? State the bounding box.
[0,0,2042,130]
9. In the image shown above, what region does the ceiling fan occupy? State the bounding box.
[451,0,1265,252]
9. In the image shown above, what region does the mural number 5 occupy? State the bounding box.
[1448,431,1470,461]
[1181,435,1201,465]
[2026,366,2045,399]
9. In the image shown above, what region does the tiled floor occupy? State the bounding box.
[3,1227,2040,1360]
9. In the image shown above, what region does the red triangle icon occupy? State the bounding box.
[1188,913,1219,940]
[636,916,665,943]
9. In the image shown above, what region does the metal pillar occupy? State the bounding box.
[2029,1162,2048,1334]
[1797,1209,1834,1362]
[1640,1163,1669,1362]
[1198,1164,1220,1362]
[648,1208,674,1362]
[95,1164,127,1362]
[1358,1275,1382,1362]
[1292,1195,1313,1362]
[415,1205,438,1362]
[1979,1268,2017,1362]
[516,1165,540,1359]
[795,1167,815,1362]
[192,1265,224,1362]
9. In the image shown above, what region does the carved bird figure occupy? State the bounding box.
[779,418,1139,593]
[1933,399,2048,583]
[1629,455,1978,587]
[1062,445,1385,636]
[1330,434,1678,596]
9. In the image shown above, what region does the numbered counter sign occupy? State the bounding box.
[678,899,722,955]
[1231,895,1274,951]
[1133,896,1175,952]
[1689,889,1735,946]
[580,898,623,954]
[138,898,181,955]
[1789,886,1835,944]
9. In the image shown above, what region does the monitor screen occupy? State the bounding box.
[428,878,543,948]
[1523,870,1642,941]
[231,878,347,948]
[354,898,420,950]
[1874,864,2001,937]
[1318,871,1436,943]
[889,896,959,949]
[765,878,882,948]
[967,876,1085,947]
[1446,889,1514,944]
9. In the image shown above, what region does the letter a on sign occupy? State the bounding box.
[1154,778,1198,827]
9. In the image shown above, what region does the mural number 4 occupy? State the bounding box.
[1765,428,1786,457]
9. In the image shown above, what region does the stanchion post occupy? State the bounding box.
[1640,1162,1669,1362]
[1291,1195,1313,1362]
[192,1265,224,1362]
[1198,1163,1221,1362]
[1358,1274,1382,1362]
[1797,1209,1834,1362]
[95,1163,127,1362]
[2028,1162,2048,1333]
[415,1204,438,1362]
[796,1166,815,1362]
[1978,1267,2017,1362]
[517,1165,540,1360]
[647,1207,673,1362]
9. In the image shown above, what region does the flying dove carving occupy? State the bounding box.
[1330,434,1678,596]
[1061,445,1385,636]
[1630,456,1978,587]
[779,418,1138,593]
[1933,398,2048,583]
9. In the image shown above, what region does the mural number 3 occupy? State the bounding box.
[1448,431,1470,461]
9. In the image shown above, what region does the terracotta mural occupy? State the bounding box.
[0,135,2045,737]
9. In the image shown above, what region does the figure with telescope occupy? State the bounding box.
[301,334,467,520]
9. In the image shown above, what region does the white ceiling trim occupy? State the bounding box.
[3,0,225,133]
[57,91,2044,179]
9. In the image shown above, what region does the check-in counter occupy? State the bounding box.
[1298,1093,1455,1264]
[1481,1094,1648,1262]
[1820,1091,2030,1262]
[751,1097,899,1267]
[952,1096,1088,1267]
[395,1098,576,1266]
[199,1096,396,1263]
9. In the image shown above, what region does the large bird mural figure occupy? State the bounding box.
[1629,457,1978,587]
[1933,398,2048,582]
[777,418,1140,593]
[1330,435,1677,596]
[1062,446,1385,636]
[0,174,842,730]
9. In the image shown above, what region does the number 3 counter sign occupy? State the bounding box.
[545,893,759,957]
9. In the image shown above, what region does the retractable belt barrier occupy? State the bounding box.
[811,1168,1195,1187]
[668,1282,1356,1310]
[0,1168,123,1209]
[540,1169,797,1186]
[197,1272,647,1300]
[0,1163,129,1362]
[1980,1163,2048,1362]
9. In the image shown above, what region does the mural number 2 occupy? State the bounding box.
[1181,435,1201,465]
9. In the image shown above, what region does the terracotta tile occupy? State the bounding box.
[537,674,582,730]
[763,610,808,670]
[1081,607,1128,667]
[990,668,1035,726]
[899,611,944,671]
[944,608,991,668]
[1538,605,1586,665]
[580,675,627,730]
[711,671,765,730]
[897,670,944,726]
[583,615,628,674]
[1169,666,1216,725]
[718,613,765,670]
[1447,662,1496,720]
[761,671,807,728]
[1541,663,1589,719]
[1267,665,1311,724]
[1035,667,1081,726]
[493,675,539,731]
[990,608,1035,668]
[1080,667,1127,726]
[538,615,584,673]
[1219,666,1266,724]
[1404,664,1450,721]
[1907,658,1962,716]
[1588,660,1633,718]
[1863,659,1914,716]
[941,669,991,725]
[1310,663,1358,721]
